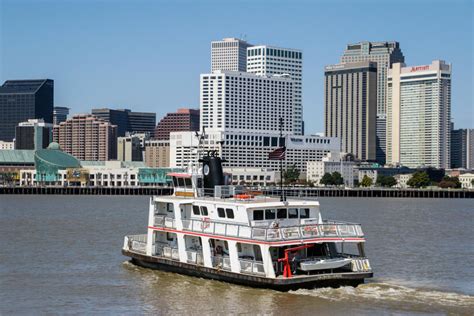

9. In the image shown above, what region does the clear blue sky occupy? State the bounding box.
[1,0,473,132]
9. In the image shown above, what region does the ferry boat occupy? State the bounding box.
[122,152,373,291]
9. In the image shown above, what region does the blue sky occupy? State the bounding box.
[1,0,473,132]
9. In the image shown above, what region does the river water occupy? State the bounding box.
[0,195,473,315]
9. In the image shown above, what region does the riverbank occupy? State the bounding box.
[0,186,473,198]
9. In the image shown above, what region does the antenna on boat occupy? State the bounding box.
[279,117,285,202]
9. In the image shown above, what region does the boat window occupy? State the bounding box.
[300,208,310,218]
[166,203,174,212]
[254,209,264,220]
[172,177,179,187]
[288,208,298,218]
[192,205,200,215]
[201,206,209,216]
[277,208,287,219]
[178,177,185,187]
[217,207,225,218]
[265,209,276,220]
[184,178,192,187]
[226,208,234,219]
[166,232,174,241]
[237,243,242,252]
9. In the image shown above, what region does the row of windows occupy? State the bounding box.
[248,48,302,59]
[253,208,310,220]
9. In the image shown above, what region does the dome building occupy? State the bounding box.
[34,142,81,185]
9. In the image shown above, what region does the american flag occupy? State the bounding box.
[268,146,286,160]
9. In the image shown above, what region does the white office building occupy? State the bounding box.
[200,71,295,134]
[211,38,253,72]
[247,45,303,135]
[387,60,452,169]
[306,153,355,187]
[0,140,14,150]
[170,131,339,176]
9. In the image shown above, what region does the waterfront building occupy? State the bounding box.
[224,167,279,186]
[117,135,143,162]
[155,108,200,140]
[15,119,53,150]
[459,173,474,189]
[53,106,69,125]
[144,140,170,168]
[170,131,339,176]
[341,41,405,164]
[53,114,117,161]
[247,45,303,135]
[451,128,474,169]
[91,108,156,137]
[211,37,252,72]
[394,173,413,188]
[324,61,377,162]
[0,150,35,185]
[387,60,451,169]
[0,141,14,150]
[201,71,295,134]
[306,153,355,187]
[356,166,414,185]
[0,79,54,141]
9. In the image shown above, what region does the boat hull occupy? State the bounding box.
[123,249,372,291]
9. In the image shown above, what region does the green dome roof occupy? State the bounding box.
[35,148,81,169]
[47,142,61,150]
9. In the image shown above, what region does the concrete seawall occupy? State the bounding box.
[0,186,472,198]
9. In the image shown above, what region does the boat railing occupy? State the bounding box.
[239,259,265,276]
[186,250,204,265]
[124,234,147,254]
[154,215,176,228]
[176,217,364,241]
[212,255,231,270]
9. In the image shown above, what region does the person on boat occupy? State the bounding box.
[270,220,280,229]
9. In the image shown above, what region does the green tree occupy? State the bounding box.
[376,175,397,187]
[438,176,461,189]
[332,171,344,186]
[360,175,373,187]
[284,165,300,184]
[407,171,431,188]
[319,173,334,186]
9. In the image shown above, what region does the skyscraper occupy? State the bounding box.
[247,45,304,135]
[341,41,404,164]
[53,106,70,125]
[387,60,451,169]
[0,79,54,141]
[53,114,117,161]
[451,128,474,169]
[324,61,377,161]
[211,38,252,72]
[15,119,53,150]
[155,108,200,140]
[91,108,156,137]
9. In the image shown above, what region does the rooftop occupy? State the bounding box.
[0,79,52,94]
[0,150,35,164]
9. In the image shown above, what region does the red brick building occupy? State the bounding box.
[154,108,199,140]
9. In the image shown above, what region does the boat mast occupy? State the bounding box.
[279,117,285,202]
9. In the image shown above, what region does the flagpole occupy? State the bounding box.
[279,117,284,201]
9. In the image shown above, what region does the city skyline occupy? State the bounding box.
[1,0,472,134]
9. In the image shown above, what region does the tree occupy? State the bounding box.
[407,171,431,188]
[360,175,373,187]
[319,173,334,186]
[376,175,397,187]
[284,165,300,184]
[438,176,461,189]
[332,172,344,186]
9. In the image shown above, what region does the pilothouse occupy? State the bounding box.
[122,151,372,290]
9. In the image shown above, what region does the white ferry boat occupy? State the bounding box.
[122,152,372,290]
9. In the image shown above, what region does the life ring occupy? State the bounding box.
[201,217,210,229]
[234,194,252,200]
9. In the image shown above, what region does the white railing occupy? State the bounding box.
[154,215,176,228]
[186,250,204,265]
[212,256,231,271]
[177,218,363,242]
[124,234,147,253]
[239,259,265,276]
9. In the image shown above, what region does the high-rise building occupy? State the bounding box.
[341,41,405,164]
[211,38,253,72]
[91,108,156,137]
[324,62,377,161]
[200,71,295,134]
[155,108,200,140]
[15,119,53,150]
[387,60,451,169]
[0,79,54,141]
[53,114,117,161]
[247,45,303,135]
[53,106,70,125]
[451,128,474,169]
[144,140,170,168]
[117,135,143,162]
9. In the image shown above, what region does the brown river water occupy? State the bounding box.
[0,195,473,315]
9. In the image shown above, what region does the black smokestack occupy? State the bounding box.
[199,151,225,194]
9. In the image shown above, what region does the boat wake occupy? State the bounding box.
[290,282,474,313]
